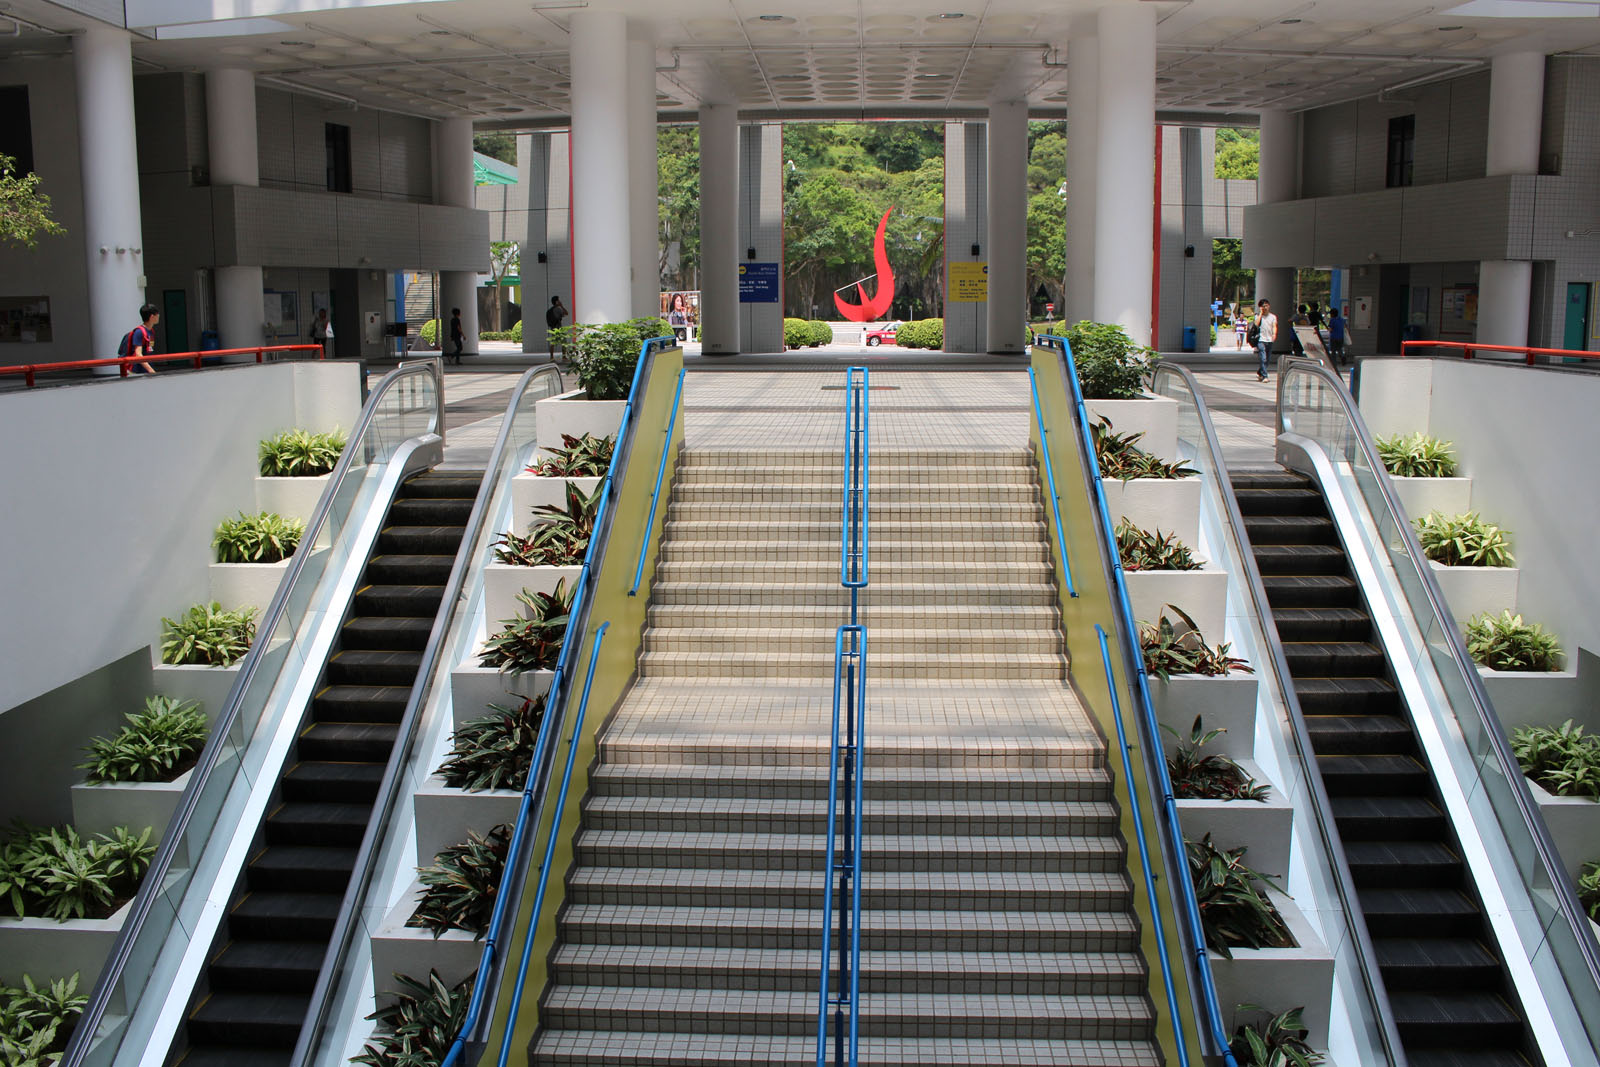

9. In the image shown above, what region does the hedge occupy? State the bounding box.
[896,318,944,350]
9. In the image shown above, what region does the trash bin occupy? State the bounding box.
[1182,325,1197,352]
[200,330,220,351]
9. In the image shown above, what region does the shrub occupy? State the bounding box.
[1092,416,1195,480]
[1580,860,1600,921]
[1188,834,1293,957]
[806,320,833,346]
[1376,431,1458,478]
[494,481,601,566]
[419,318,441,347]
[480,580,573,673]
[1065,320,1158,399]
[1229,1004,1324,1067]
[353,971,471,1067]
[1412,511,1514,567]
[1166,715,1268,801]
[783,318,810,349]
[1140,605,1251,681]
[258,427,348,477]
[511,318,523,344]
[0,972,87,1066]
[896,318,944,350]
[559,317,671,400]
[1466,610,1563,672]
[407,825,511,938]
[1512,720,1600,799]
[436,698,545,792]
[160,602,257,667]
[527,433,614,478]
[213,511,305,564]
[1116,519,1201,571]
[0,824,155,921]
[79,696,207,784]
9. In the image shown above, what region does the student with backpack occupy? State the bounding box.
[119,304,160,375]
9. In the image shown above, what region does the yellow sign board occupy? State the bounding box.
[949,261,989,303]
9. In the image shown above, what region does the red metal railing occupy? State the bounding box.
[1401,339,1600,366]
[0,344,324,388]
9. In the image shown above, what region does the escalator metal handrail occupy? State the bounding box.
[63,358,445,1067]
[441,336,677,1067]
[1276,354,1600,1024]
[290,363,564,1065]
[1150,362,1408,1067]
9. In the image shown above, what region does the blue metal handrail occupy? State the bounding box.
[818,625,866,1067]
[1027,367,1078,598]
[841,365,870,599]
[629,366,687,596]
[1038,334,1239,1067]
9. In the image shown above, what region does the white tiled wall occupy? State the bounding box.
[738,123,783,353]
[943,122,986,354]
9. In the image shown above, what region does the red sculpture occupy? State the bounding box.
[835,208,896,322]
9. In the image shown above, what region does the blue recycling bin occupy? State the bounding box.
[1182,325,1197,352]
[200,330,220,351]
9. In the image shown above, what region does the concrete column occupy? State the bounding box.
[74,26,146,363]
[627,26,660,319]
[523,132,574,354]
[1090,3,1156,345]
[205,69,265,351]
[436,116,479,350]
[985,100,1028,353]
[1481,51,1544,348]
[698,101,739,354]
[1253,109,1297,346]
[1064,17,1097,325]
[738,124,784,353]
[942,122,987,354]
[570,10,632,324]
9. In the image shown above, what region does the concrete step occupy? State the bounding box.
[671,482,1040,505]
[580,796,1118,836]
[675,463,1037,486]
[661,518,1047,542]
[640,628,1062,657]
[531,1031,1162,1067]
[653,559,1055,584]
[650,582,1059,607]
[598,734,1104,770]
[573,832,1126,874]
[678,448,1032,469]
[638,649,1066,681]
[658,540,1049,564]
[644,603,1060,632]
[667,500,1044,524]
[586,763,1112,802]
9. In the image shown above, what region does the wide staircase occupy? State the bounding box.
[530,447,1162,1066]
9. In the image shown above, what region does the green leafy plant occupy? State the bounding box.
[159,602,257,666]
[1229,1004,1324,1067]
[0,973,87,1067]
[1512,720,1600,800]
[258,427,348,477]
[212,511,305,564]
[407,825,511,938]
[1092,417,1196,480]
[437,698,545,792]
[783,317,811,349]
[0,824,155,921]
[353,971,471,1067]
[1466,610,1564,673]
[1579,860,1600,921]
[1140,605,1252,681]
[494,481,601,567]
[1166,716,1268,802]
[79,696,207,784]
[1412,510,1514,567]
[479,581,573,673]
[1065,320,1159,399]
[526,432,614,478]
[806,320,833,346]
[558,317,670,401]
[1116,519,1201,572]
[1187,833,1293,957]
[418,318,441,347]
[895,318,944,350]
[1376,431,1458,478]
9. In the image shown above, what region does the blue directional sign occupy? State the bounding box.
[739,262,781,303]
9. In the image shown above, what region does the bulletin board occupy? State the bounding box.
[0,295,52,342]
[1440,286,1478,337]
[263,290,299,340]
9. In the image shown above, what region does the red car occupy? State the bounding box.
[864,322,902,346]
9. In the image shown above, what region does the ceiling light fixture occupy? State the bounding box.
[939,12,966,18]
[758,14,787,20]
[279,38,309,45]
[1438,24,1465,29]
[1280,17,1302,24]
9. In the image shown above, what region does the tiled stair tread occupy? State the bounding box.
[636,651,1066,675]
[566,867,1131,900]
[646,604,1059,626]
[531,1031,1162,1067]
[677,466,1037,483]
[642,629,1062,649]
[655,559,1054,577]
[583,796,1118,820]
[560,904,1136,930]
[590,763,1111,792]
[679,447,1032,463]
[652,583,1060,605]
[659,545,1049,563]
[575,831,1126,869]
[552,944,1147,980]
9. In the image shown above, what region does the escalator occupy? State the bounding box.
[172,468,482,1064]
[1233,467,1536,1066]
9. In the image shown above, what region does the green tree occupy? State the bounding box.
[474,133,516,165]
[0,155,65,250]
[1215,128,1259,180]
[1212,238,1253,306]
[784,170,879,317]
[486,241,519,330]
[658,126,699,292]
[1025,127,1069,313]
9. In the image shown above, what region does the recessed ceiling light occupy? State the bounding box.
[279,39,309,45]
[1281,17,1302,23]
[1267,80,1297,87]
[939,12,966,18]
[428,29,451,35]
[757,14,789,21]
[1438,24,1465,30]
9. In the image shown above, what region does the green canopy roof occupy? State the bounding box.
[473,152,517,186]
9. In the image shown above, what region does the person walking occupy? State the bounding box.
[545,296,569,355]
[1328,306,1347,365]
[120,303,160,375]
[1254,299,1278,382]
[448,307,464,365]
[1233,310,1248,350]
[310,308,334,359]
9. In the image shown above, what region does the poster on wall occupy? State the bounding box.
[948,262,989,302]
[1441,285,1478,336]
[0,296,51,342]
[1353,296,1372,330]
[263,290,298,339]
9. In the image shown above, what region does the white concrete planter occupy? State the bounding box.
[254,472,332,524]
[509,475,603,536]
[1152,675,1260,761]
[0,895,134,988]
[1478,665,1587,732]
[1101,476,1201,551]
[208,557,293,615]
[1176,764,1294,879]
[1389,476,1471,520]
[535,390,627,453]
[449,665,554,729]
[483,563,582,629]
[1428,560,1519,628]
[1207,889,1335,1050]
[1526,778,1600,882]
[1123,563,1228,645]
[370,881,485,1002]
[1083,394,1179,462]
[148,661,243,725]
[71,770,191,840]
[413,775,523,871]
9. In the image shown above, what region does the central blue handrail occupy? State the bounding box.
[841,365,870,597]
[629,366,687,596]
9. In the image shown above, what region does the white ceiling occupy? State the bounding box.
[8,0,1600,124]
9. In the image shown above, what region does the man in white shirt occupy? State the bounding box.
[1255,299,1277,382]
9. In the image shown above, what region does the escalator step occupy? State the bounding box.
[1360,888,1483,938]
[1241,513,1338,546]
[327,649,425,686]
[364,553,456,585]
[1406,1049,1533,1066]
[228,891,344,940]
[376,525,468,553]
[1281,642,1386,677]
[1229,470,1315,491]
[1294,676,1400,714]
[1234,486,1326,516]
[402,471,483,498]
[1390,990,1525,1046]
[1274,607,1371,643]
[388,497,475,525]
[298,721,399,762]
[246,844,358,891]
[1344,840,1461,887]
[210,939,328,993]
[176,1050,290,1067]
[282,761,386,804]
[1252,544,1348,575]
[353,584,445,617]
[1328,794,1445,839]
[339,616,432,651]
[1262,574,1361,609]
[1316,754,1432,796]
[1375,938,1503,990]
[186,990,307,1048]
[265,801,373,847]
[1303,713,1412,754]
[313,685,411,723]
